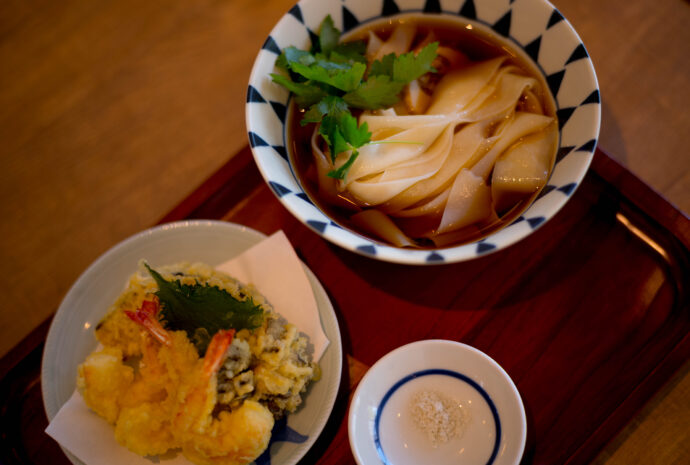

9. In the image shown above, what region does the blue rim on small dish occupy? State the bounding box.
[246,0,600,264]
[348,340,526,465]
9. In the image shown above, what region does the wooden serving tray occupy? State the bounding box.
[1,147,688,465]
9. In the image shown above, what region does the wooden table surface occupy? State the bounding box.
[0,0,688,463]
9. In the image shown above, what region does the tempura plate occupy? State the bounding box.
[41,220,342,465]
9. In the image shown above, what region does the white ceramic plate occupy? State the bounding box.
[349,340,526,465]
[41,220,342,465]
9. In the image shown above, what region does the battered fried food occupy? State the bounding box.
[76,262,316,465]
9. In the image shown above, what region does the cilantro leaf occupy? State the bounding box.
[369,53,396,78]
[328,151,360,180]
[312,54,351,70]
[270,73,327,107]
[318,15,340,54]
[145,263,264,355]
[393,42,439,83]
[306,96,370,165]
[332,41,367,63]
[276,46,316,70]
[343,75,405,110]
[339,113,371,148]
[290,60,366,92]
[271,16,440,180]
[325,113,370,179]
[302,95,348,124]
[325,50,359,66]
[320,115,351,160]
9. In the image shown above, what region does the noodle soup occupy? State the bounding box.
[288,17,558,249]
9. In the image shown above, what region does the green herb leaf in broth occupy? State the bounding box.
[271,16,439,180]
[369,53,396,78]
[344,75,405,110]
[318,15,340,54]
[328,151,360,180]
[289,60,366,92]
[331,41,367,63]
[302,94,349,125]
[393,42,439,82]
[270,73,327,107]
[276,46,316,70]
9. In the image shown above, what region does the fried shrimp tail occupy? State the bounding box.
[174,331,274,465]
[124,298,170,346]
[203,329,235,377]
[111,299,197,456]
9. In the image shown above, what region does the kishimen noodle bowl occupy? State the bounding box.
[247,0,600,264]
[289,18,557,248]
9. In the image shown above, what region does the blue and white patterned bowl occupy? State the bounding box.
[246,0,600,265]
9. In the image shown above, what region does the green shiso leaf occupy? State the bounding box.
[145,263,263,355]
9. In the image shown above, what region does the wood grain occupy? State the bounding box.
[0,0,688,463]
[0,0,297,359]
[552,0,690,214]
[2,147,686,465]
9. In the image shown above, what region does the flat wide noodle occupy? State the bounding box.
[369,23,416,61]
[360,113,454,134]
[350,209,417,248]
[391,188,450,218]
[471,112,554,179]
[462,72,538,123]
[379,125,454,181]
[365,31,384,60]
[491,122,558,212]
[347,125,454,205]
[383,121,488,213]
[308,45,557,247]
[345,121,452,184]
[426,57,505,115]
[437,168,494,234]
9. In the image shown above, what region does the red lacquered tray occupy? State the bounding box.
[0,147,688,465]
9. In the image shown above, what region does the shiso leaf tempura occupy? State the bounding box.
[145,263,263,355]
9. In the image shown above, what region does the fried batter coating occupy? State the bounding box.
[115,331,198,456]
[115,402,177,456]
[173,331,274,465]
[180,401,274,465]
[77,262,316,465]
[78,306,275,464]
[77,347,134,424]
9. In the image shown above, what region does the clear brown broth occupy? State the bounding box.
[288,17,558,249]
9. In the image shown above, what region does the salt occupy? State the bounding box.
[409,390,469,447]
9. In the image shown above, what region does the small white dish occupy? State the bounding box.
[349,340,526,465]
[41,220,342,465]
